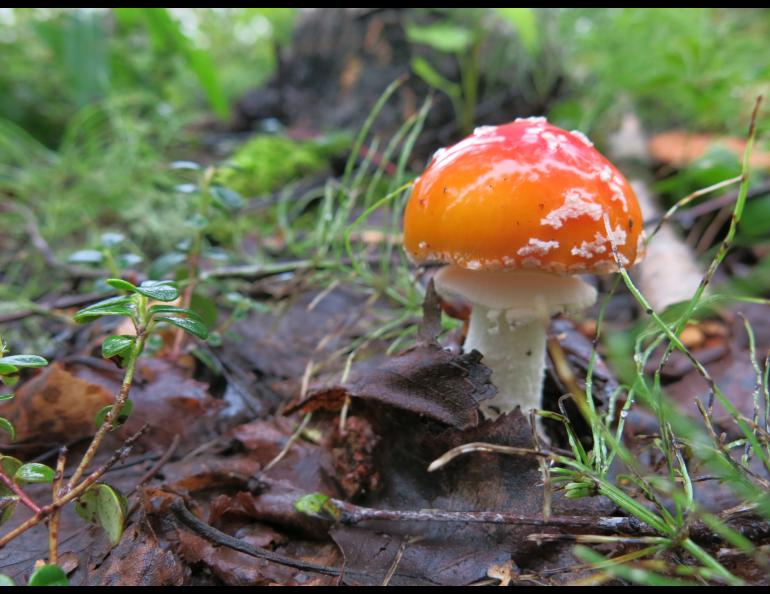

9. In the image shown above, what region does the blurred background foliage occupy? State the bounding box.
[1,8,769,307]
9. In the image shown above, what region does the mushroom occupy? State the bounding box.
[403,118,644,419]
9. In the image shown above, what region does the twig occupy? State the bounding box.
[48,447,67,565]
[0,425,148,549]
[66,333,147,488]
[169,498,404,582]
[382,536,420,586]
[324,497,651,534]
[262,413,312,473]
[131,434,180,493]
[428,442,553,472]
[200,260,333,281]
[0,471,41,515]
[528,533,667,545]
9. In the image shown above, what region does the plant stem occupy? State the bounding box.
[48,447,67,565]
[325,497,650,532]
[66,333,146,489]
[0,471,41,515]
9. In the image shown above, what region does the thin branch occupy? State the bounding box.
[48,447,67,564]
[0,471,41,515]
[66,334,146,488]
[325,497,650,533]
[169,498,410,582]
[428,442,553,472]
[131,434,180,493]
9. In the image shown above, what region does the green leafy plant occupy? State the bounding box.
[0,278,207,575]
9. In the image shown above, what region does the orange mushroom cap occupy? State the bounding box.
[404,118,644,275]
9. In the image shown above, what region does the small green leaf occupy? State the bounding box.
[148,252,187,278]
[0,456,22,526]
[209,185,244,212]
[28,564,68,586]
[294,492,340,521]
[497,8,540,56]
[73,296,136,323]
[102,335,135,360]
[0,418,15,442]
[116,253,143,269]
[410,56,461,101]
[190,293,218,328]
[0,363,18,376]
[0,393,13,401]
[144,334,164,355]
[206,331,222,347]
[94,400,134,430]
[148,305,203,322]
[191,347,221,374]
[169,160,202,170]
[100,232,125,248]
[155,316,208,340]
[135,280,178,302]
[0,355,48,368]
[15,463,55,484]
[75,483,129,547]
[1,375,18,388]
[106,278,138,292]
[189,213,209,229]
[68,249,104,265]
[405,22,474,53]
[0,574,15,585]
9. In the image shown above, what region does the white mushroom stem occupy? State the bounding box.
[465,306,548,416]
[434,267,597,419]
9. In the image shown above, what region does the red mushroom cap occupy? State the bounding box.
[404,118,644,275]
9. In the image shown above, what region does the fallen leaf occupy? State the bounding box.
[88,522,186,586]
[487,559,519,586]
[288,282,496,429]
[0,363,112,445]
[70,357,222,450]
[648,130,770,169]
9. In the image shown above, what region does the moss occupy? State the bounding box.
[216,132,350,197]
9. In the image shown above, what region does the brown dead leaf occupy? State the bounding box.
[220,286,380,380]
[70,356,222,450]
[0,362,113,445]
[331,406,613,586]
[289,282,496,429]
[487,559,519,586]
[88,522,186,586]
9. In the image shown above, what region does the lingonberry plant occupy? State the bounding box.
[0,279,207,585]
